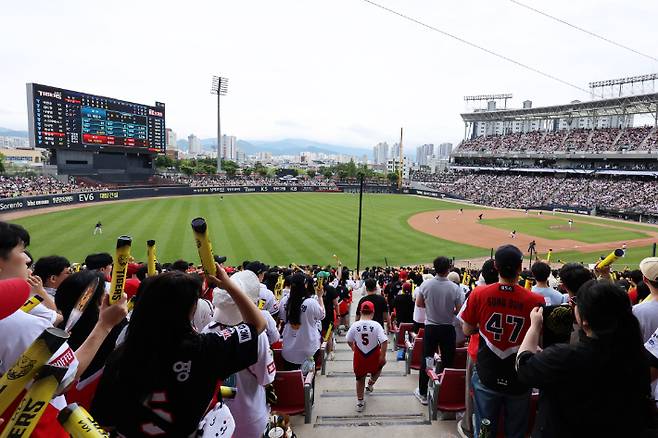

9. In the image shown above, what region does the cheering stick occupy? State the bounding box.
[109,236,132,304]
[191,217,217,277]
[147,240,157,277]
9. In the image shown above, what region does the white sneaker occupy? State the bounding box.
[365,382,374,394]
[414,388,428,406]
[356,399,366,412]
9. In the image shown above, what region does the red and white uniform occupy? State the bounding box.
[459,282,544,393]
[346,320,387,378]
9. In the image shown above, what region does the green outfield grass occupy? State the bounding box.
[534,245,654,269]
[10,193,488,267]
[480,217,648,243]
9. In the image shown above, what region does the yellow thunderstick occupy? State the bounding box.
[191,217,217,277]
[109,236,132,304]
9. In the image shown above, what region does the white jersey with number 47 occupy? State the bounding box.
[346,320,387,355]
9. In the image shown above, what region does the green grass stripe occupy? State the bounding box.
[260,197,326,264]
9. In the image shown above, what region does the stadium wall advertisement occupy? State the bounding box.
[0,185,341,213]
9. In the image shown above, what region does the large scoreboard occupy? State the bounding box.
[26,83,165,153]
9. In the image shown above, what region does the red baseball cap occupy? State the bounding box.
[127,263,142,278]
[124,277,141,300]
[360,301,375,313]
[0,278,30,320]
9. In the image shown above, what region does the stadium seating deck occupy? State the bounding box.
[456,126,658,154]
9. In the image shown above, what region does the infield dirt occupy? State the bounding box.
[408,209,658,255]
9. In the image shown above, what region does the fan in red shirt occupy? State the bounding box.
[459,245,544,438]
[461,258,499,438]
[465,259,500,363]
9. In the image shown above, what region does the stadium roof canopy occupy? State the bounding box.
[460,93,658,123]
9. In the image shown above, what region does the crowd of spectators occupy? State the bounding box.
[3,217,658,436]
[457,126,658,154]
[158,174,339,189]
[409,170,458,184]
[420,172,658,214]
[448,158,658,171]
[589,128,620,150]
[0,175,104,199]
[0,174,340,199]
[563,128,591,150]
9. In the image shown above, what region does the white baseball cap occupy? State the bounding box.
[640,257,658,283]
[447,272,461,284]
[213,270,261,326]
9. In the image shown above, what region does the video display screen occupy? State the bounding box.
[27,83,165,153]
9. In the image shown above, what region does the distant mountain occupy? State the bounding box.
[178,137,372,158]
[236,140,257,154]
[242,138,371,158]
[0,126,375,159]
[0,127,28,137]
[175,139,187,151]
[177,138,217,152]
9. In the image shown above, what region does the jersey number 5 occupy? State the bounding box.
[484,313,525,342]
[361,333,369,346]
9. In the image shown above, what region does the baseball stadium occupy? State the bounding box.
[4,191,658,270]
[3,2,658,438]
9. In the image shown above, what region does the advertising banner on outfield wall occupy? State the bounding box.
[549,206,591,215]
[0,185,341,213]
[405,188,466,201]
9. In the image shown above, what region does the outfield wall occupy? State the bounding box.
[0,185,341,213]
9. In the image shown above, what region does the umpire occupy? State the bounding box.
[414,256,465,405]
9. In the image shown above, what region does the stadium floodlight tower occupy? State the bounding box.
[589,73,658,99]
[463,93,513,139]
[463,93,514,109]
[211,76,229,173]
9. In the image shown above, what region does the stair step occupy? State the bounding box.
[326,371,407,378]
[314,413,430,427]
[327,354,399,362]
[320,390,414,398]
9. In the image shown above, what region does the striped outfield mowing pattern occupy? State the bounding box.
[10,193,484,266]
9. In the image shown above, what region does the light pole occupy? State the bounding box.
[356,173,364,274]
[211,76,229,173]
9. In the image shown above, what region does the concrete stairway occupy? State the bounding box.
[290,311,462,437]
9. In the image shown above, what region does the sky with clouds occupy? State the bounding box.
[1,0,657,151]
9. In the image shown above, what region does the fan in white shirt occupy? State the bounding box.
[245,261,280,316]
[205,269,276,438]
[259,283,279,316]
[279,273,325,368]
